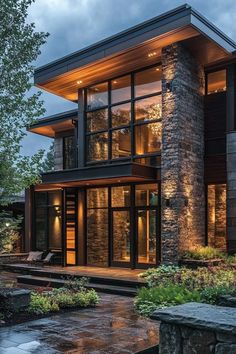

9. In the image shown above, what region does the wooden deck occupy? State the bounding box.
[5,263,145,283]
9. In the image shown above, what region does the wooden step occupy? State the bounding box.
[3,264,144,289]
[17,275,138,296]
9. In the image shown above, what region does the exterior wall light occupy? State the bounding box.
[166,81,172,93]
[53,205,61,217]
[165,198,171,207]
[184,198,189,207]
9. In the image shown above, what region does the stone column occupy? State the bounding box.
[54,138,63,170]
[226,132,236,253]
[161,43,205,264]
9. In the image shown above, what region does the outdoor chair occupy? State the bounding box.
[26,251,44,266]
[35,252,55,267]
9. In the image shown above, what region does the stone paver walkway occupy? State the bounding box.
[0,294,159,354]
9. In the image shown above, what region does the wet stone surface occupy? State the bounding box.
[0,294,159,353]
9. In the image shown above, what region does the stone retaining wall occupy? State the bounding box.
[152,302,236,354]
[0,253,28,265]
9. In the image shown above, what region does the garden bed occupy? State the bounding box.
[0,277,99,327]
[179,258,224,268]
[135,264,236,317]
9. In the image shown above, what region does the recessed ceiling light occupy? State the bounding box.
[113,80,118,84]
[118,179,121,182]
[77,80,83,84]
[148,51,157,58]
[156,68,160,71]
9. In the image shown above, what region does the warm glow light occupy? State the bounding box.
[77,80,83,84]
[156,68,160,71]
[113,80,118,84]
[148,51,157,58]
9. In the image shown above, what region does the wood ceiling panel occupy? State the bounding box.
[36,26,201,101]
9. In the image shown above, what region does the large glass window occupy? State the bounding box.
[87,82,108,110]
[86,184,159,267]
[111,75,131,104]
[207,70,226,95]
[34,191,62,251]
[85,65,162,165]
[135,66,161,97]
[63,136,76,170]
[207,184,226,250]
[86,188,109,266]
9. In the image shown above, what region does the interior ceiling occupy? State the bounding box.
[29,119,75,138]
[34,176,154,191]
[35,25,229,102]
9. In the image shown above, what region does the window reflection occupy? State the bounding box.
[135,95,162,123]
[111,186,130,207]
[111,103,131,128]
[135,184,158,206]
[112,128,131,159]
[207,70,226,95]
[87,109,108,132]
[135,66,161,97]
[111,75,131,104]
[135,122,161,155]
[87,132,108,162]
[87,82,108,110]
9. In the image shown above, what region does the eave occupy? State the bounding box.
[35,163,159,190]
[34,4,236,101]
[28,109,78,138]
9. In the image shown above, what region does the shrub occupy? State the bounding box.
[0,211,22,252]
[28,287,99,315]
[64,276,89,292]
[28,293,59,315]
[134,284,202,317]
[181,247,225,260]
[139,265,181,287]
[200,286,234,304]
[140,265,236,292]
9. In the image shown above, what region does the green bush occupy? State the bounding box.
[140,265,236,292]
[134,284,202,317]
[28,287,99,315]
[28,293,59,315]
[181,246,225,260]
[201,286,234,304]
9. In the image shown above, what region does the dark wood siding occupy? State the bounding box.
[204,92,226,183]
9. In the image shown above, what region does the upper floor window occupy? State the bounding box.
[63,135,77,169]
[207,69,226,95]
[85,65,162,166]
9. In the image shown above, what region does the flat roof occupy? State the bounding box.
[34,4,236,101]
[28,109,77,138]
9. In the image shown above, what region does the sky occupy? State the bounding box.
[22,0,236,155]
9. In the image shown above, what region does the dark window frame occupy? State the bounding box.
[33,190,63,252]
[63,135,77,170]
[85,181,161,268]
[84,63,162,166]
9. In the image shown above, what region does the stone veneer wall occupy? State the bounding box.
[153,302,236,354]
[161,43,205,264]
[54,138,63,170]
[208,184,226,250]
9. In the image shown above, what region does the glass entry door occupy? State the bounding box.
[111,209,131,267]
[136,209,157,266]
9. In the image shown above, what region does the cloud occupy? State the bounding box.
[22,0,236,155]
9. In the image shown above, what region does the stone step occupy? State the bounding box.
[17,275,138,297]
[3,263,144,289]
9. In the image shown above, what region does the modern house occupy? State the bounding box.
[25,4,236,268]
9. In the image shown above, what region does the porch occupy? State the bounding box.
[2,263,146,296]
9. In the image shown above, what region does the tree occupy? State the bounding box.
[41,142,55,172]
[0,0,49,204]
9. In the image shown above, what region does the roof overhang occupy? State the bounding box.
[28,109,77,138]
[35,163,159,190]
[34,4,236,101]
